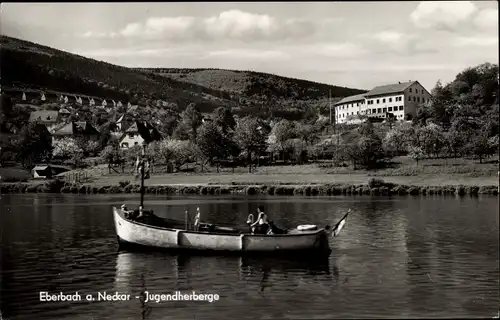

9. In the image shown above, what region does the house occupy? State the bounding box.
[119,121,162,149]
[29,110,61,132]
[32,164,70,179]
[59,108,71,118]
[334,80,432,124]
[51,121,100,143]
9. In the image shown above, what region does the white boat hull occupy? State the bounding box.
[113,207,330,254]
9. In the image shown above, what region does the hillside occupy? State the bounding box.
[0,35,366,119]
[135,68,365,100]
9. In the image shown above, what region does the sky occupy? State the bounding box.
[1,1,498,91]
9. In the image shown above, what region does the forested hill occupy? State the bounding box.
[0,35,365,118]
[135,68,366,100]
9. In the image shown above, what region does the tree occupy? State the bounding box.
[382,122,416,156]
[286,138,308,164]
[233,116,267,172]
[296,122,319,146]
[415,123,446,158]
[269,119,297,161]
[428,80,454,126]
[179,103,202,141]
[353,135,385,168]
[157,108,180,137]
[196,121,228,172]
[172,122,191,141]
[408,145,425,165]
[468,131,493,163]
[53,137,83,167]
[100,144,124,172]
[157,139,193,171]
[445,127,465,158]
[211,106,236,134]
[0,95,14,122]
[16,123,53,168]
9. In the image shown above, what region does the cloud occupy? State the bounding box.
[372,31,405,44]
[204,48,290,60]
[79,10,320,42]
[473,8,498,31]
[452,35,498,47]
[410,1,478,31]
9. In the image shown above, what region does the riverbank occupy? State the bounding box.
[1,178,498,196]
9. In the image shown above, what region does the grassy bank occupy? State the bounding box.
[1,179,498,196]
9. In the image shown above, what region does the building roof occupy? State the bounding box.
[29,110,59,123]
[364,81,416,97]
[33,165,49,171]
[52,121,100,136]
[334,93,367,105]
[120,121,162,143]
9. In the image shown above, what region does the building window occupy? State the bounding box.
[408,96,412,102]
[388,107,393,111]
[421,89,424,94]
[389,98,392,102]
[134,142,139,145]
[409,88,412,93]
[383,98,386,103]
[357,102,360,106]
[417,97,420,102]
[128,133,134,138]
[121,142,129,148]
[377,99,380,104]
[383,108,387,113]
[399,105,403,111]
[372,109,376,114]
[377,108,381,113]
[413,96,416,102]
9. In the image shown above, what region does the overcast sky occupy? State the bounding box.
[1,1,498,91]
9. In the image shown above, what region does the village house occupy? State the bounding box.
[119,121,162,150]
[51,121,100,144]
[29,110,62,132]
[32,164,70,179]
[59,108,71,119]
[334,80,432,124]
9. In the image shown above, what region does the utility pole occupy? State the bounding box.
[329,90,332,125]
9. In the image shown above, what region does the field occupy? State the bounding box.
[2,156,498,189]
[80,156,498,187]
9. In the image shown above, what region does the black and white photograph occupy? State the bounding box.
[0,1,499,319]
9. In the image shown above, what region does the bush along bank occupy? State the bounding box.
[0,179,498,196]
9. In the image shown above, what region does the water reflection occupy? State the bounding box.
[1,194,498,319]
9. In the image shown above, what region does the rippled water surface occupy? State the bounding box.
[1,194,498,319]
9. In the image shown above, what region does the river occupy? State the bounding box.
[0,194,498,319]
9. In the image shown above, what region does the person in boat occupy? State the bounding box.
[121,204,131,219]
[250,206,270,235]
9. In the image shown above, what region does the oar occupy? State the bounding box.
[331,209,351,237]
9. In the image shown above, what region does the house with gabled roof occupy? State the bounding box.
[119,121,162,150]
[334,80,432,124]
[29,110,62,132]
[51,121,100,144]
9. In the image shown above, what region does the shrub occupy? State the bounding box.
[368,178,386,188]
[118,180,130,188]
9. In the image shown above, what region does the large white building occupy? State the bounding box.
[334,81,432,124]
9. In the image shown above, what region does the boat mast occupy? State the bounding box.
[140,143,146,208]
